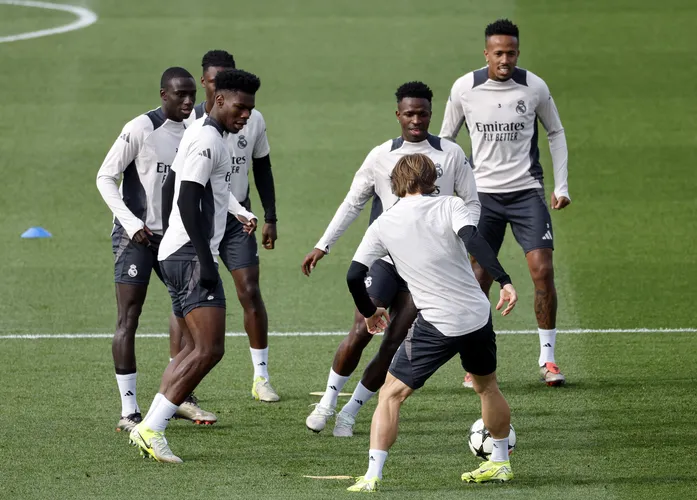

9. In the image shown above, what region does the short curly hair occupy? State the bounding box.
[214,69,261,94]
[395,81,433,103]
[202,50,236,71]
[485,19,519,41]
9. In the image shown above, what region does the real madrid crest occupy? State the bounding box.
[435,163,443,178]
[515,100,526,115]
[237,135,248,149]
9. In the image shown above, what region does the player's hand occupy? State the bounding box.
[301,248,326,276]
[200,263,219,291]
[496,284,518,316]
[236,214,257,235]
[132,225,153,246]
[551,193,571,210]
[365,307,390,334]
[262,223,277,250]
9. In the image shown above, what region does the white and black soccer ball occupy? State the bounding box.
[468,418,516,460]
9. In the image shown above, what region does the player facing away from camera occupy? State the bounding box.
[175,49,280,401]
[96,67,196,433]
[440,19,570,387]
[345,154,517,492]
[128,69,261,463]
[302,82,480,437]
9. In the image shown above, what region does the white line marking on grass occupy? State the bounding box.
[0,0,97,43]
[0,328,695,340]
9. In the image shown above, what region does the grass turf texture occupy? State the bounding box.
[1,0,696,498]
[2,333,696,499]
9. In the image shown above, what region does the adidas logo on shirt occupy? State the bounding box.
[119,132,130,143]
[542,230,553,241]
[198,148,212,159]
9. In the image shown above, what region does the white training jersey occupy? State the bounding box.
[353,195,491,336]
[96,108,185,238]
[185,104,270,204]
[440,67,569,197]
[315,134,480,253]
[158,117,232,262]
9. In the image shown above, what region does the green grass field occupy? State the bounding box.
[1,0,696,498]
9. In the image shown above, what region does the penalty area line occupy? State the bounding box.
[0,328,695,340]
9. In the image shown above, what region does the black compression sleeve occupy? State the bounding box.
[346,261,378,318]
[161,170,176,233]
[252,154,277,223]
[457,225,512,286]
[178,181,214,269]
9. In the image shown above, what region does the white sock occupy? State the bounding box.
[319,369,350,409]
[250,347,269,379]
[538,328,557,366]
[144,393,164,419]
[143,395,178,432]
[115,373,139,416]
[491,437,509,463]
[340,382,376,418]
[365,449,388,480]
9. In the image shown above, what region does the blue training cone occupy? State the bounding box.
[21,227,52,239]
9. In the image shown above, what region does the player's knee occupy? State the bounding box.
[196,340,225,366]
[210,344,225,365]
[116,304,142,335]
[378,334,403,360]
[380,379,410,404]
[349,320,373,348]
[530,259,555,284]
[472,373,499,396]
[237,281,263,310]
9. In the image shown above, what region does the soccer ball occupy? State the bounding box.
[468,418,516,460]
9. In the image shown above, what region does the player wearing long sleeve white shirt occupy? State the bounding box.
[440,19,569,387]
[176,51,280,402]
[95,67,196,433]
[302,82,481,437]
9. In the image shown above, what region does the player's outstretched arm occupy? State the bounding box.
[302,151,376,275]
[179,181,218,290]
[301,200,364,276]
[457,225,517,316]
